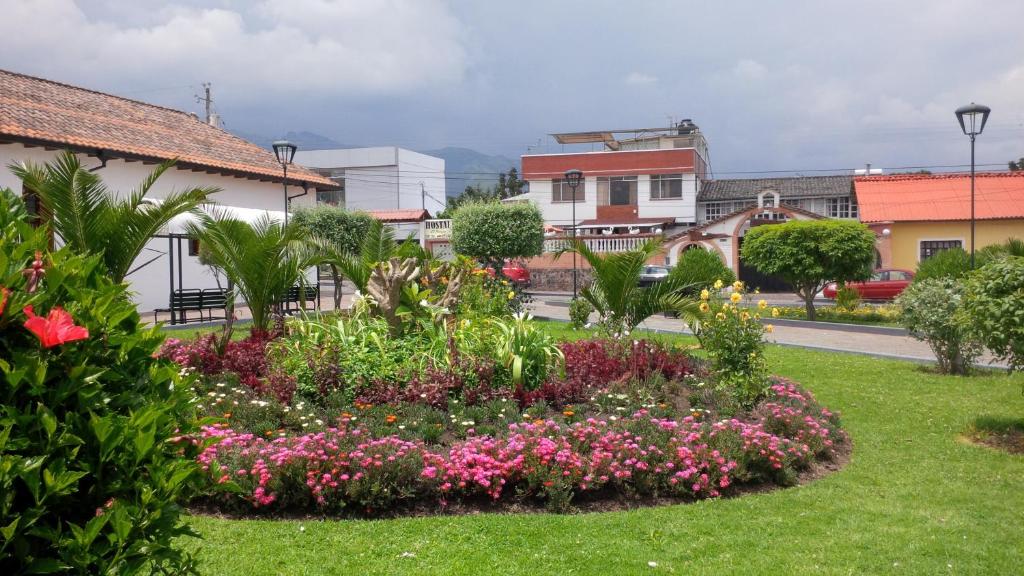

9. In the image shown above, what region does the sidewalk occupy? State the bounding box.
[526,298,1007,368]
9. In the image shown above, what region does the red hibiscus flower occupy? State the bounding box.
[23,305,89,348]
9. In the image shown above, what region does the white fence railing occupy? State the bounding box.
[424,219,452,240]
[543,234,655,254]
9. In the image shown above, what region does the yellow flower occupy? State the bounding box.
[715,312,726,321]
[758,299,768,310]
[700,289,710,301]
[699,302,710,313]
[732,280,744,292]
[507,291,515,300]
[730,292,742,303]
[713,279,723,290]
[741,312,751,321]
[765,324,774,333]
[771,307,780,318]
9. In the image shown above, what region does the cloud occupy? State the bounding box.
[0,0,467,98]
[624,72,658,85]
[732,59,767,81]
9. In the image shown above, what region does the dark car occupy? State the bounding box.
[823,269,914,301]
[639,265,672,287]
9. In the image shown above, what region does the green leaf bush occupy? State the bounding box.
[450,201,544,269]
[671,247,735,293]
[896,278,981,375]
[568,297,593,329]
[914,247,972,282]
[0,189,202,574]
[962,256,1024,371]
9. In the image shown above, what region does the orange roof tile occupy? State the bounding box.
[0,69,336,188]
[367,209,430,222]
[855,172,1024,223]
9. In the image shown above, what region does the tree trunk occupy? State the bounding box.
[802,287,817,321]
[330,264,342,309]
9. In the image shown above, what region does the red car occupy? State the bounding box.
[481,262,531,287]
[823,269,914,301]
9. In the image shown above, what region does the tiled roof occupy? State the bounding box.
[367,209,430,223]
[855,172,1024,223]
[699,175,852,201]
[0,68,335,188]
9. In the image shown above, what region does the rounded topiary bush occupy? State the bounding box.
[0,190,202,574]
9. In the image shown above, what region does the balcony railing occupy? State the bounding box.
[543,234,656,254]
[424,219,452,240]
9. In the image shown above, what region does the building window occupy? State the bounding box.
[827,196,858,218]
[704,202,725,221]
[596,176,637,206]
[188,238,200,257]
[920,240,962,261]
[650,173,684,200]
[317,188,344,206]
[552,178,584,203]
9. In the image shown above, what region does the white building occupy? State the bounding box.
[294,147,446,216]
[0,68,337,314]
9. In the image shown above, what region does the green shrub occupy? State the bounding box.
[490,313,565,391]
[568,297,593,329]
[0,189,202,574]
[695,284,769,407]
[962,256,1024,371]
[450,201,544,270]
[835,284,862,311]
[915,247,972,282]
[896,278,981,375]
[671,247,735,293]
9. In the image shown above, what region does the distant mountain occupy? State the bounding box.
[231,130,359,152]
[420,147,519,198]
[231,130,518,198]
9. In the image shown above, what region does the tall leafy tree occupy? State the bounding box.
[450,200,543,272]
[556,237,701,334]
[291,207,375,306]
[185,212,313,333]
[9,150,218,283]
[314,218,424,293]
[437,168,524,218]
[741,219,876,320]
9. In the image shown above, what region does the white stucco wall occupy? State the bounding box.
[1,143,319,314]
[636,173,698,223]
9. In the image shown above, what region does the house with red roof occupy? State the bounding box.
[854,172,1024,270]
[0,68,339,313]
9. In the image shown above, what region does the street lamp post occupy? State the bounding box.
[955,103,991,269]
[273,140,298,226]
[564,169,583,298]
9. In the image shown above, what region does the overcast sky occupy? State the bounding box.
[2,0,1022,176]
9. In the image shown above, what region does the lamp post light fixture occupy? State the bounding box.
[954,103,991,269]
[564,168,584,298]
[272,139,298,226]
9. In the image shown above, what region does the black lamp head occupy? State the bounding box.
[564,168,583,188]
[272,140,298,164]
[955,103,991,136]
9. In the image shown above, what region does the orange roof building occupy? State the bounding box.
[854,172,1024,270]
[0,68,337,314]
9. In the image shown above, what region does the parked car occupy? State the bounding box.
[481,261,531,287]
[639,265,672,287]
[823,269,914,301]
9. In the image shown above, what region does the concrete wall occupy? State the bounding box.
[882,219,1024,270]
[1,143,318,313]
[294,147,446,216]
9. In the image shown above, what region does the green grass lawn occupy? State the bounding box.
[185,327,1024,575]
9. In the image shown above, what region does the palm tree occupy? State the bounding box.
[555,238,701,334]
[185,211,314,333]
[978,238,1024,263]
[9,150,218,283]
[313,218,425,293]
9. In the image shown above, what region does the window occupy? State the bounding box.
[704,202,725,221]
[596,176,637,206]
[317,188,344,206]
[188,238,200,257]
[650,174,684,200]
[827,196,858,218]
[552,178,584,203]
[920,240,962,261]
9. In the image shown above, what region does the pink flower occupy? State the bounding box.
[23,305,89,348]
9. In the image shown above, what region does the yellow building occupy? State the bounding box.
[855,172,1024,270]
